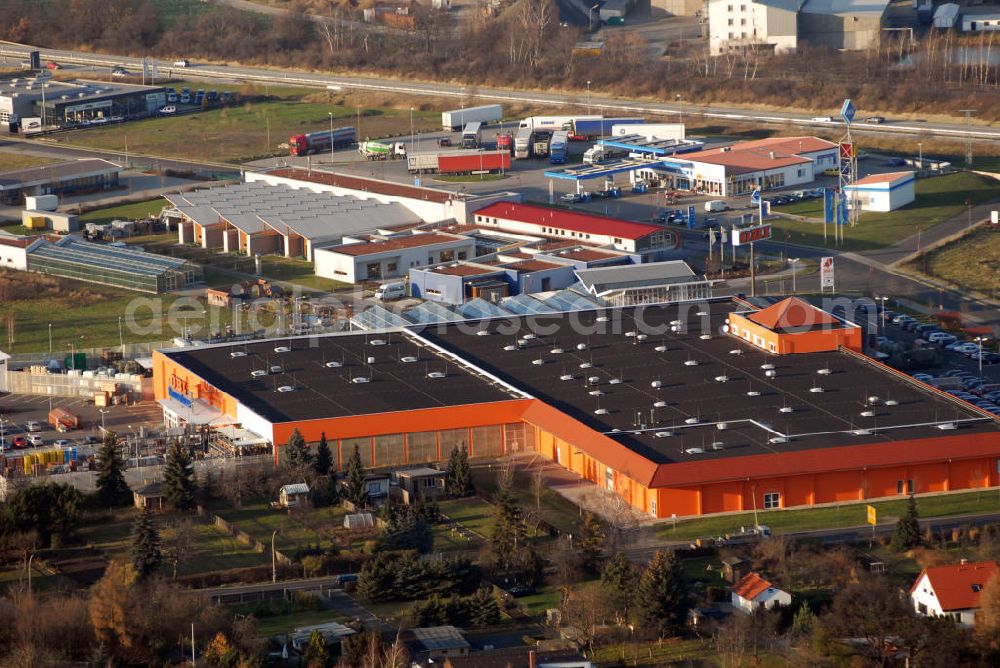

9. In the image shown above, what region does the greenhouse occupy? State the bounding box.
[28,237,203,293]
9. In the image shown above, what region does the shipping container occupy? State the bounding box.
[570,117,644,141]
[461,122,483,148]
[441,105,502,131]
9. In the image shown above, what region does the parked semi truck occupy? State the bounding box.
[496,132,513,153]
[519,115,594,133]
[569,117,645,140]
[513,127,533,159]
[358,140,406,160]
[441,104,502,131]
[461,122,482,148]
[407,150,510,174]
[288,127,356,156]
[532,133,550,158]
[549,130,569,164]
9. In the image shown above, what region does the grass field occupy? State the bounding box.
[437,498,495,539]
[902,226,1000,298]
[0,151,60,171]
[73,510,269,576]
[62,86,440,164]
[215,502,347,554]
[470,466,582,536]
[656,488,1000,541]
[79,199,167,225]
[768,172,1000,251]
[251,609,349,638]
[589,638,712,666]
[0,271,240,354]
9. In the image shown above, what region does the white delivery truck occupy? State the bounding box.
[704,200,728,213]
[375,282,407,301]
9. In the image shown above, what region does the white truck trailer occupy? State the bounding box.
[441,105,502,131]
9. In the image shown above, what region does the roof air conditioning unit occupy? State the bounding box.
[746,390,761,397]
[366,356,376,364]
[269,365,283,374]
[860,410,875,417]
[577,343,587,350]
[852,428,872,436]
[729,349,743,355]
[885,399,899,406]
[651,380,662,388]
[700,334,711,340]
[550,347,564,354]
[531,358,544,365]
[714,375,729,383]
[768,436,788,444]
[936,422,957,430]
[503,344,517,351]
[685,447,705,454]
[251,370,267,378]
[370,339,386,346]
[779,406,794,413]
[325,361,342,368]
[230,351,246,358]
[817,368,832,375]
[400,356,418,363]
[351,377,370,384]
[654,431,674,438]
[684,360,698,366]
[579,362,592,369]
[684,417,699,424]
[594,408,609,415]
[609,378,621,385]
[523,333,536,340]
[277,385,294,393]
[274,346,290,353]
[809,387,824,393]
[760,363,775,370]
[476,330,489,336]
[588,376,600,384]
[765,370,777,378]
[655,345,667,352]
[588,390,602,396]
[427,371,446,379]
[560,374,573,381]
[653,400,667,408]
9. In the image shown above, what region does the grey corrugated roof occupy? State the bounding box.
[29,237,191,277]
[800,0,889,16]
[410,626,470,652]
[575,261,697,293]
[0,159,120,191]
[166,182,420,241]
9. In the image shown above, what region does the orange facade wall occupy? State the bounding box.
[272,400,533,447]
[727,312,862,355]
[151,351,239,417]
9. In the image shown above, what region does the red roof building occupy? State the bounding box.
[731,572,791,613]
[729,296,863,354]
[472,202,672,253]
[911,561,998,627]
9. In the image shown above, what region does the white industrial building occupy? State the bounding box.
[843,171,915,212]
[610,123,686,141]
[0,231,36,271]
[245,167,519,225]
[961,8,1000,31]
[166,181,422,261]
[652,136,836,196]
[708,0,891,54]
[314,231,475,283]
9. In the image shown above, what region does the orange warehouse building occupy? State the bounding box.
[153,298,1000,518]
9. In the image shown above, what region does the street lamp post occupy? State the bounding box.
[917,142,923,168]
[876,296,889,333]
[47,323,52,358]
[118,316,125,359]
[98,409,109,433]
[27,553,34,595]
[410,106,414,153]
[975,336,989,378]
[788,258,799,294]
[586,80,591,115]
[328,112,334,165]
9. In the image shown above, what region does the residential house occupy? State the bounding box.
[910,560,998,627]
[731,572,792,613]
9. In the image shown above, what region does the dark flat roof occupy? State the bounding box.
[162,332,519,423]
[420,301,998,465]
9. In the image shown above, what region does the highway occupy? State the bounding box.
[2,41,998,145]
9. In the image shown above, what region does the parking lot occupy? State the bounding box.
[0,393,164,452]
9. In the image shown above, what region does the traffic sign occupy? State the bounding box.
[839,142,855,160]
[750,189,761,206]
[840,98,856,124]
[867,504,877,526]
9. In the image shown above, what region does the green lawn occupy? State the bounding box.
[251,609,350,638]
[768,172,1000,251]
[79,199,168,225]
[61,91,440,164]
[437,498,495,539]
[73,510,269,576]
[772,198,824,218]
[656,488,1000,541]
[215,502,347,554]
[902,226,1000,298]
[516,585,562,616]
[0,151,60,171]
[0,274,237,354]
[471,467,583,536]
[589,638,713,666]
[259,256,350,292]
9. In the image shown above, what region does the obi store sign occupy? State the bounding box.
[168,373,193,408]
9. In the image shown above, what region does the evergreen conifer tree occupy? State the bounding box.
[601,551,638,615]
[633,549,687,638]
[95,431,131,507]
[130,504,162,579]
[344,445,368,509]
[303,629,329,668]
[890,494,922,551]
[577,511,605,574]
[445,446,474,497]
[163,441,196,510]
[314,432,333,476]
[490,468,524,570]
[284,428,312,470]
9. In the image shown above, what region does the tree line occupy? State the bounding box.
[0,0,995,120]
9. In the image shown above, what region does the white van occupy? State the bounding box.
[704,200,728,213]
[25,421,41,432]
[27,435,43,446]
[375,282,406,301]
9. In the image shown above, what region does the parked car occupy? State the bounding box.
[560,192,584,203]
[811,116,834,123]
[173,59,190,67]
[865,116,886,124]
[54,439,70,448]
[159,105,177,115]
[206,90,219,103]
[437,137,452,147]
[44,61,61,70]
[13,436,27,449]
[25,420,41,432]
[823,167,840,177]
[111,67,129,78]
[81,435,101,445]
[27,435,43,446]
[887,157,906,167]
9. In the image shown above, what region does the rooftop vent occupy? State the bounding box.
[655,345,667,352]
[277,385,295,393]
[779,406,794,413]
[560,374,573,381]
[684,360,698,367]
[817,368,832,375]
[710,441,725,450]
[427,371,446,379]
[366,356,376,364]
[765,370,777,378]
[594,408,609,415]
[251,370,268,378]
[588,376,600,385]
[684,417,699,425]
[685,447,705,455]
[269,365,283,374]
[936,422,957,430]
[651,380,663,388]
[370,339,386,346]
[274,346,290,353]
[769,436,789,444]
[400,356,418,363]
[576,343,587,351]
[325,361,342,368]
[351,377,370,384]
[230,351,246,358]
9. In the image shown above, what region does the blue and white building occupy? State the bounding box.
[843,171,915,212]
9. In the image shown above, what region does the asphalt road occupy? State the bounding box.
[2,41,998,144]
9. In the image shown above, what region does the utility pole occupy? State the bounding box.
[959,109,975,167]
